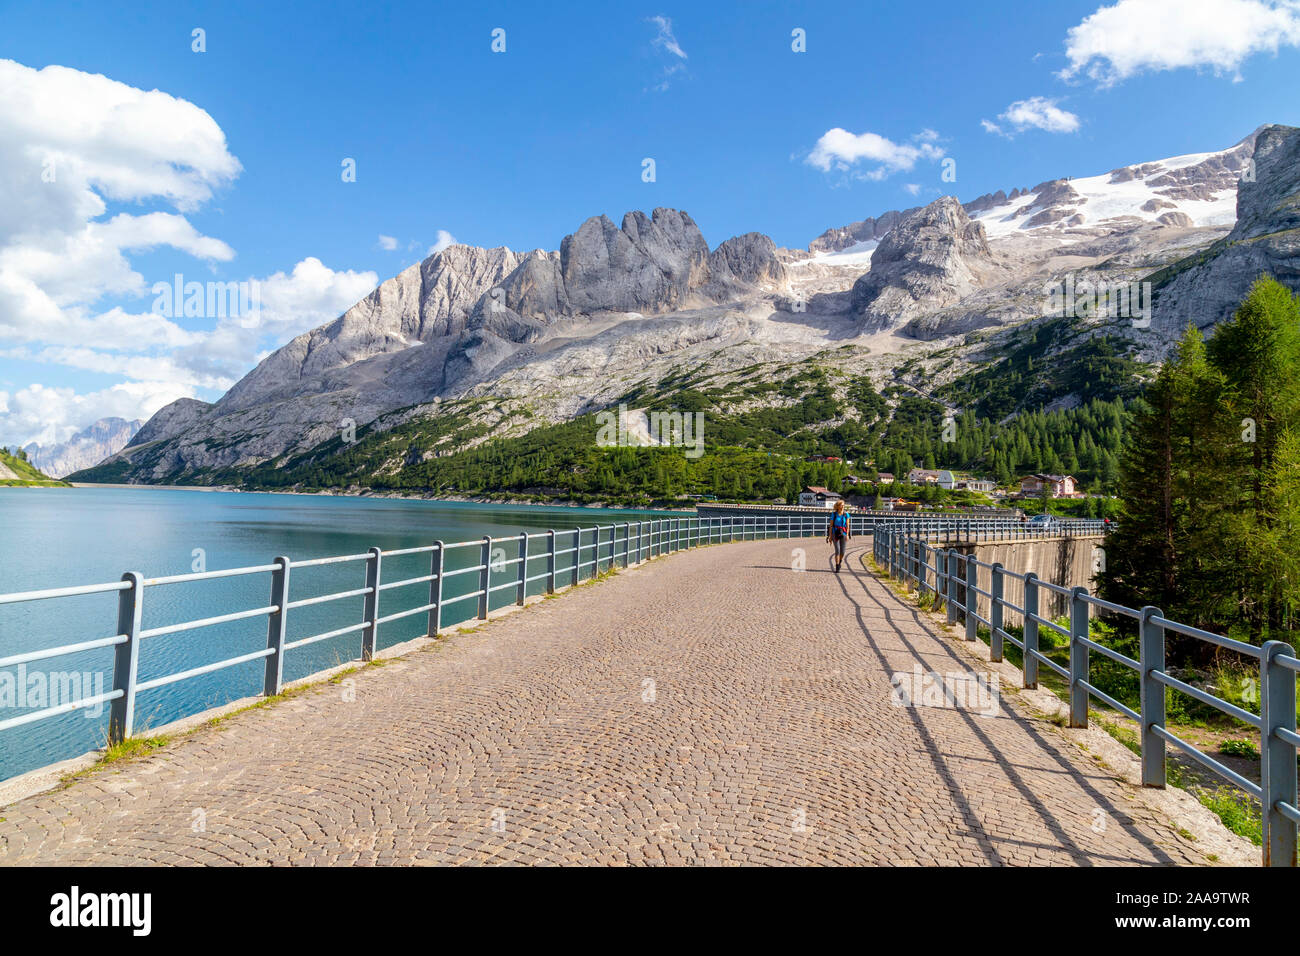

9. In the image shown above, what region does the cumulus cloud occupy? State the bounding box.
[0,59,378,446]
[0,256,376,445]
[428,230,458,256]
[377,234,398,251]
[1060,0,1300,85]
[805,128,945,180]
[981,97,1081,136]
[1,381,196,448]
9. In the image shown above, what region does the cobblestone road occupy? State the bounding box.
[0,540,1208,865]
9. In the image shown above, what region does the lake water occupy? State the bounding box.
[0,487,677,781]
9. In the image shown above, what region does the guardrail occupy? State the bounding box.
[873,527,1299,867]
[0,511,1105,781]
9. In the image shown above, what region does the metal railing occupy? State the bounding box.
[873,527,1299,867]
[0,511,1104,781]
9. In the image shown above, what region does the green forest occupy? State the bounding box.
[1100,277,1300,647]
[174,365,1132,508]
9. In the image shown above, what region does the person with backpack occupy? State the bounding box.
[826,499,851,573]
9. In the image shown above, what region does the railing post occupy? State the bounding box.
[989,563,1004,661]
[263,555,291,696]
[1261,640,1298,866]
[1069,586,1090,728]
[1023,573,1039,689]
[362,546,382,660]
[478,536,492,620]
[546,531,556,594]
[108,571,143,744]
[946,551,958,624]
[430,541,445,636]
[516,531,529,606]
[623,523,631,568]
[572,529,581,587]
[1138,606,1165,788]
[965,556,978,641]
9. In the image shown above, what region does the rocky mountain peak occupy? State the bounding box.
[23,416,144,478]
[1235,124,1300,239]
[850,196,994,331]
[1152,123,1300,331]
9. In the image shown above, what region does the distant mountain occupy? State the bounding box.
[25,417,142,478]
[77,124,1297,491]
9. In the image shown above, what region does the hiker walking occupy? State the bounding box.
[826,499,851,573]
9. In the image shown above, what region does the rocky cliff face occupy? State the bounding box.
[96,207,792,480]
[849,198,996,332]
[218,244,529,415]
[1152,124,1300,332]
[25,417,143,478]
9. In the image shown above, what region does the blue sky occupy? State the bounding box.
[2,0,1299,446]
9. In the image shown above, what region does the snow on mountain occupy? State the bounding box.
[815,130,1255,254]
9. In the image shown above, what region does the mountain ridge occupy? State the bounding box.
[79,124,1299,491]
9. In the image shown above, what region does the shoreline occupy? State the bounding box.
[68,482,695,512]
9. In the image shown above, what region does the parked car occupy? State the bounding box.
[1027,514,1060,532]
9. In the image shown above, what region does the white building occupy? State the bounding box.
[798,486,842,508]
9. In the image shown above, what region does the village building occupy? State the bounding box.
[798,486,843,508]
[1018,474,1079,498]
[907,468,956,489]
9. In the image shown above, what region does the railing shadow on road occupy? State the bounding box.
[831,545,1189,867]
[873,526,1299,867]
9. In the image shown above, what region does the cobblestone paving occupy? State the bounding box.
[0,541,1209,866]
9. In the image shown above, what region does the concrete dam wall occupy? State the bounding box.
[951,534,1104,621]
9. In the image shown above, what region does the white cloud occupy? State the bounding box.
[646,16,689,91]
[0,58,240,349]
[0,255,376,444]
[648,16,688,59]
[903,183,922,196]
[0,380,194,448]
[377,234,398,251]
[1060,0,1300,85]
[0,59,379,446]
[981,97,1081,136]
[428,230,458,256]
[805,128,945,179]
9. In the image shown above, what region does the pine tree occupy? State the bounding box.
[1205,277,1300,638]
